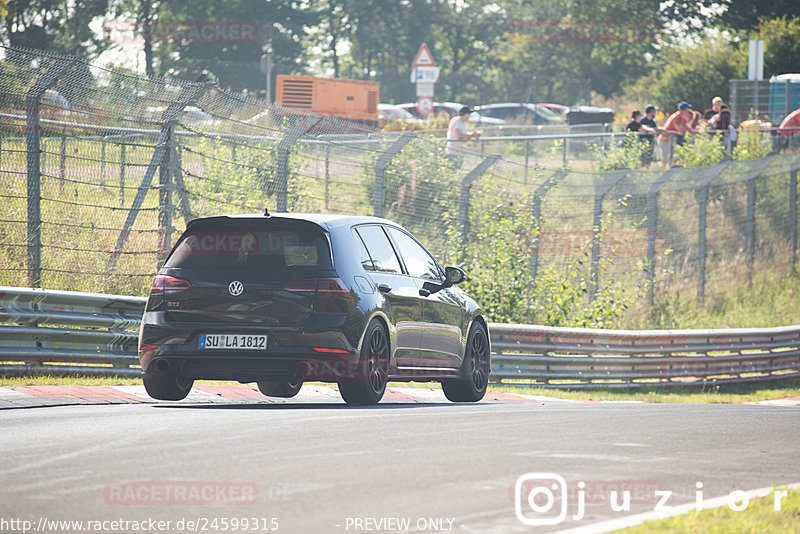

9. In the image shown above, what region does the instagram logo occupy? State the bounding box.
[515,473,568,526]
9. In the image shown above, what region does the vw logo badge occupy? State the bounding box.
[228,281,244,296]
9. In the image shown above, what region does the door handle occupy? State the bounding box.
[377,284,392,294]
[418,288,431,297]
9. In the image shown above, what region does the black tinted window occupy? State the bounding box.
[352,229,375,271]
[386,227,442,281]
[355,226,402,274]
[165,223,331,277]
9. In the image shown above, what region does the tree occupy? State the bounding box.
[716,1,799,32]
[625,36,745,114]
[2,0,111,56]
[755,16,800,78]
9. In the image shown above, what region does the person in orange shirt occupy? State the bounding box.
[658,101,699,166]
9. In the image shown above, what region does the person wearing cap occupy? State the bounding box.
[446,106,481,167]
[658,101,699,166]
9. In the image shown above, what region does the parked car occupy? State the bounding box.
[378,103,417,123]
[397,101,505,126]
[138,213,491,405]
[475,103,564,125]
[565,106,615,126]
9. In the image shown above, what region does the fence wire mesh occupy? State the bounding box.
[2,45,800,326]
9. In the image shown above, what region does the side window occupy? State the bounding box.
[355,226,402,274]
[351,229,375,271]
[386,227,443,281]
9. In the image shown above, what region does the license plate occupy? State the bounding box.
[199,334,267,350]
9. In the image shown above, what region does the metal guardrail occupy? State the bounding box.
[0,286,145,378]
[1,287,798,388]
[490,323,800,388]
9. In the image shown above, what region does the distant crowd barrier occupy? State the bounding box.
[1,287,798,389]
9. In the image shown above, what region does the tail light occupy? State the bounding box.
[150,275,191,295]
[284,278,354,299]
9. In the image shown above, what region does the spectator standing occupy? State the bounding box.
[446,106,481,167]
[704,96,723,121]
[708,103,733,154]
[658,101,699,166]
[640,105,659,161]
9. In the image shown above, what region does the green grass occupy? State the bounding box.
[3,376,799,404]
[616,488,800,533]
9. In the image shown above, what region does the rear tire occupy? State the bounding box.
[338,319,389,405]
[442,322,490,402]
[257,376,303,398]
[143,361,194,401]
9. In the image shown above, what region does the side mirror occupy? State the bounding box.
[444,266,467,286]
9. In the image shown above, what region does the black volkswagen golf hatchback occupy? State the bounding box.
[138,213,491,405]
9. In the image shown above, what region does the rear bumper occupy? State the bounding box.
[139,312,362,381]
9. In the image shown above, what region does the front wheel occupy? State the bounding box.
[338,319,389,405]
[142,360,194,401]
[442,322,490,402]
[257,376,303,398]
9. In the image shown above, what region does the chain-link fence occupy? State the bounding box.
[2,45,800,325]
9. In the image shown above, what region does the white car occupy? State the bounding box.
[396,102,505,126]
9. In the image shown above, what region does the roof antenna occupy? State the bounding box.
[264,207,271,217]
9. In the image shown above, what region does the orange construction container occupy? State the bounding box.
[275,75,379,126]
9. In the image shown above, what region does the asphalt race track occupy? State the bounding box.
[1,386,799,534]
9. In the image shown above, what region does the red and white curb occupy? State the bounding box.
[0,385,564,410]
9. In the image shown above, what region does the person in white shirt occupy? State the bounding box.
[446,106,481,167]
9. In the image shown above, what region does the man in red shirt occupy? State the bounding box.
[658,101,699,166]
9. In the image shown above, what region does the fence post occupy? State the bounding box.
[276,119,322,212]
[157,124,174,268]
[25,57,76,288]
[100,136,106,188]
[170,141,193,226]
[105,82,210,274]
[524,139,530,185]
[645,167,681,306]
[324,143,331,211]
[741,155,777,285]
[588,170,630,303]
[458,155,500,262]
[119,137,127,206]
[695,160,732,307]
[59,125,66,192]
[373,132,414,217]
[529,169,568,285]
[791,157,800,271]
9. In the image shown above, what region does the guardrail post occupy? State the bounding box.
[529,169,568,285]
[696,161,732,306]
[105,82,211,274]
[458,155,500,262]
[373,132,414,217]
[589,170,629,302]
[646,167,681,306]
[25,57,77,288]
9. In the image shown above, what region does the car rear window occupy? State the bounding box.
[165,222,332,275]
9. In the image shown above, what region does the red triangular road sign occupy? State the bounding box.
[412,43,436,67]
